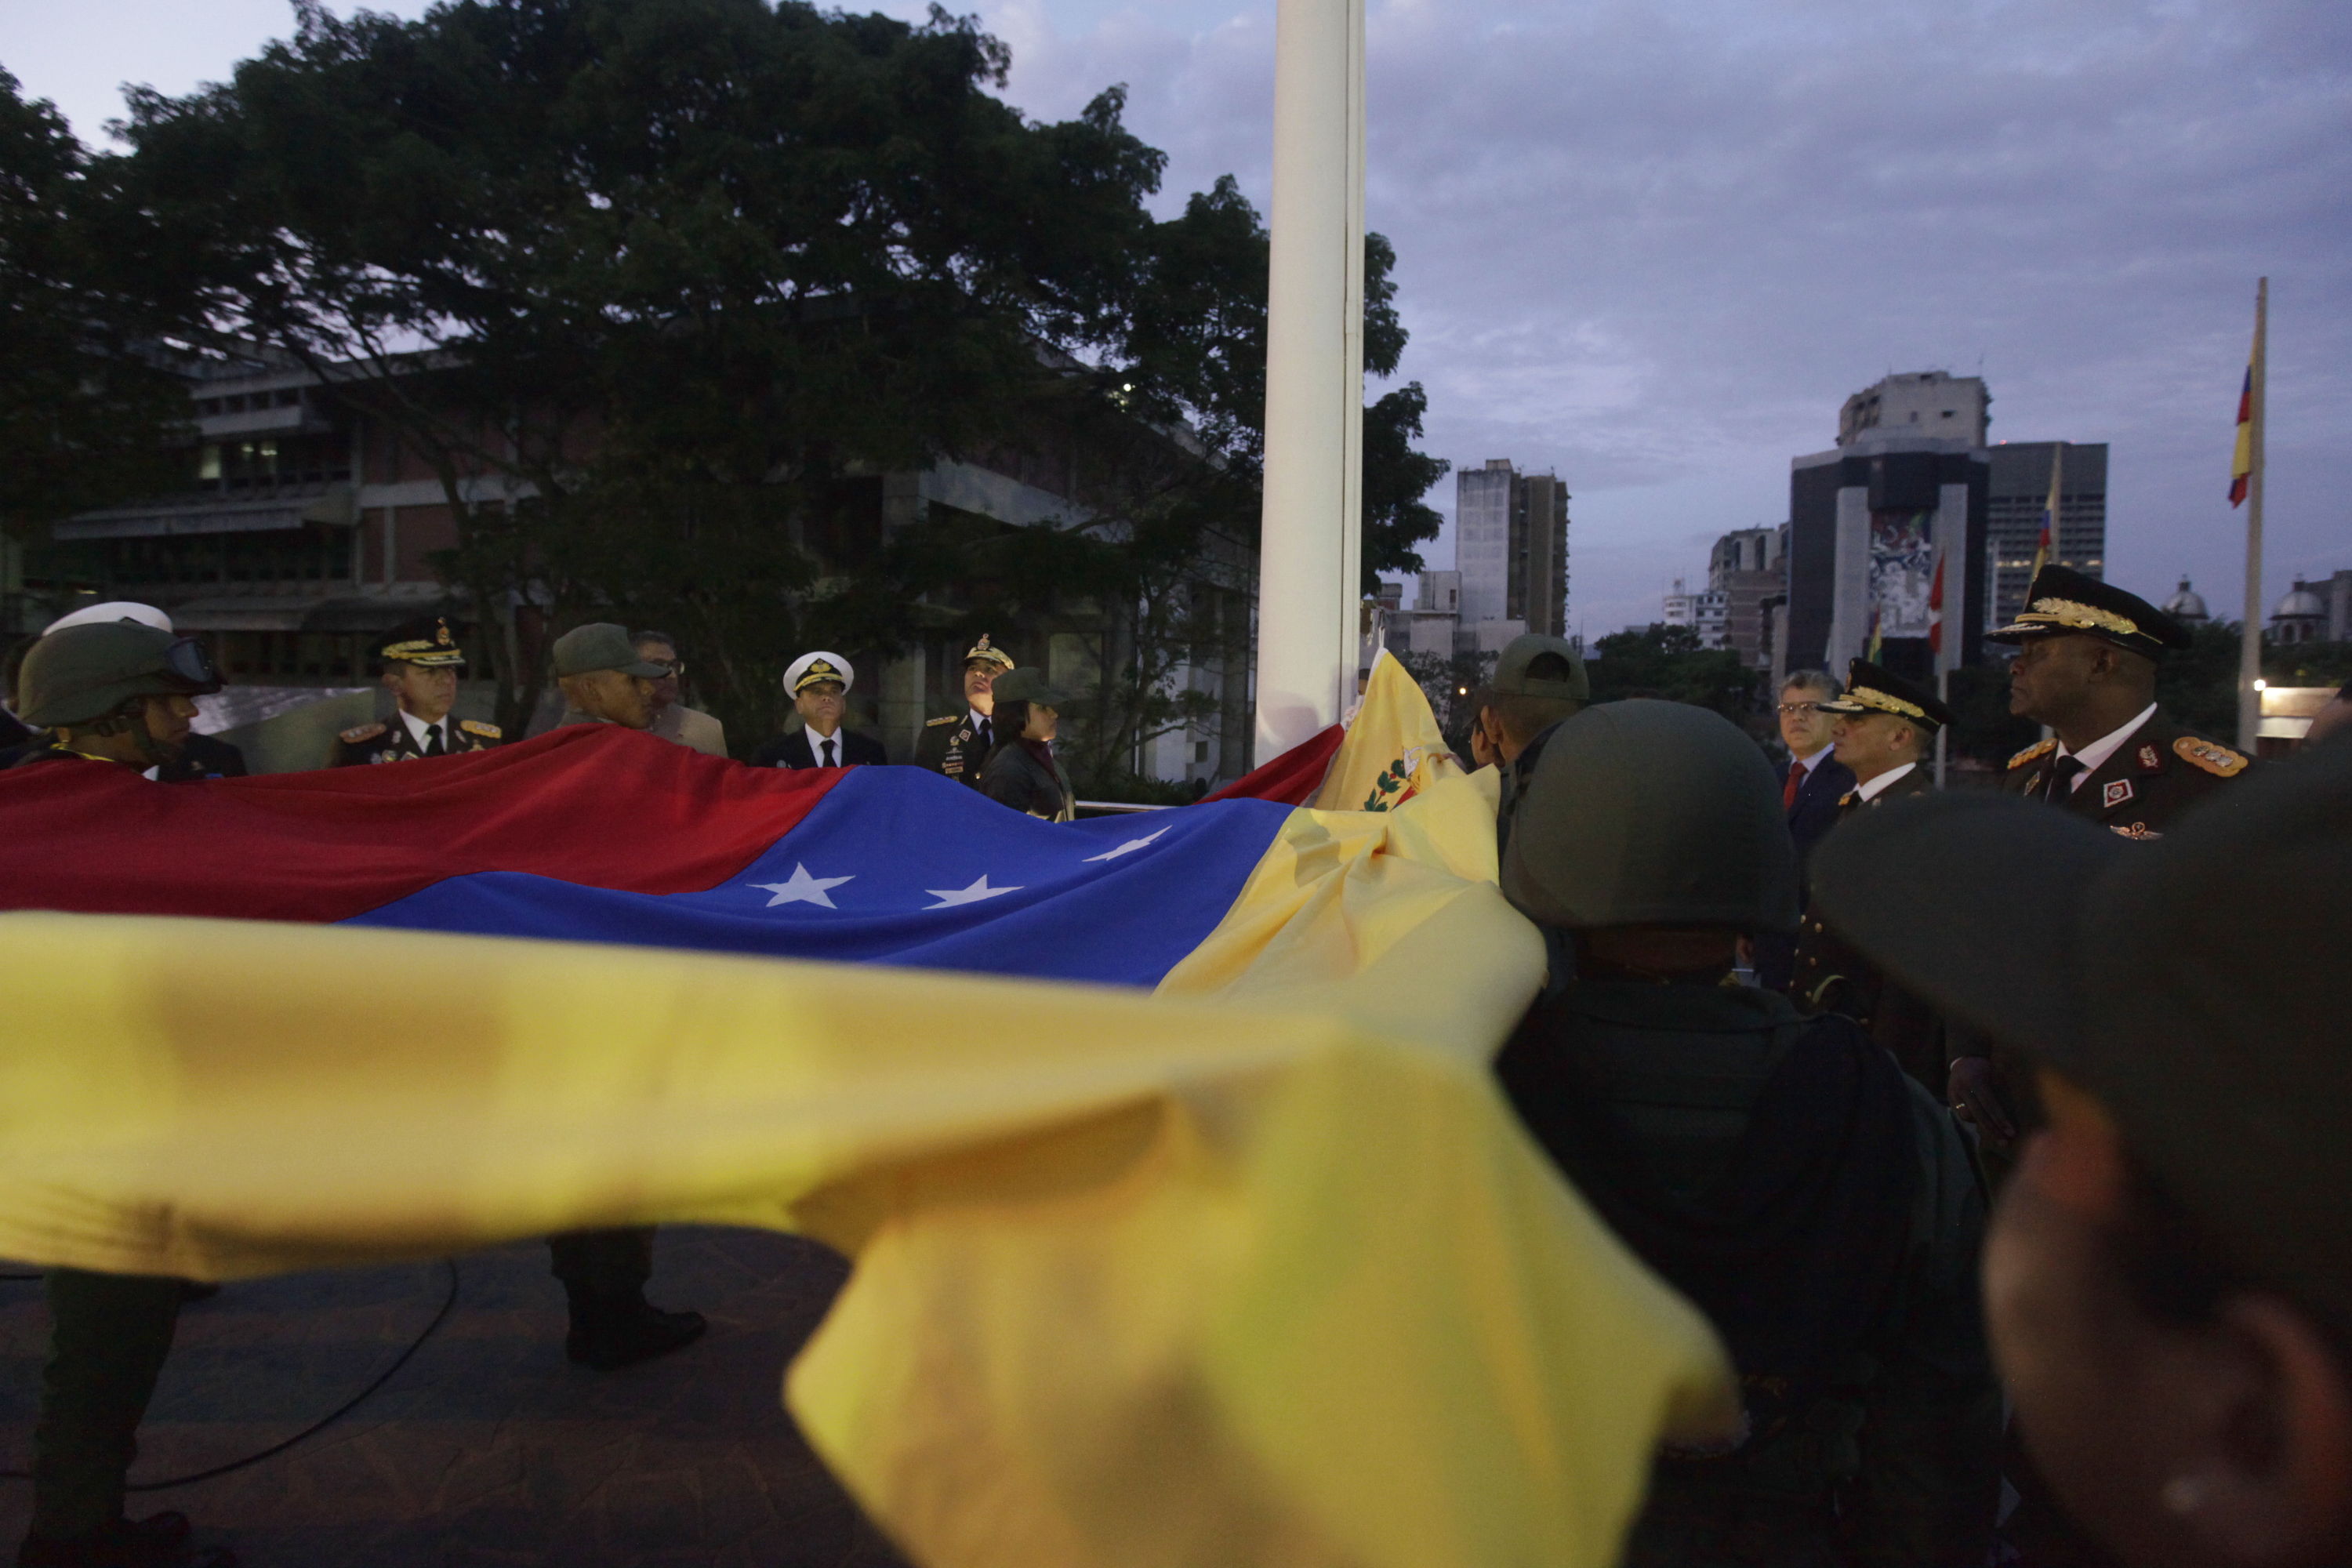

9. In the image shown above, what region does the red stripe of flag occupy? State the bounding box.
[0,726,843,924]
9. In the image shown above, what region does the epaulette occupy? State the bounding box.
[2007,738,2056,770]
[924,714,960,728]
[2173,735,2249,777]
[339,722,387,745]
[459,719,502,739]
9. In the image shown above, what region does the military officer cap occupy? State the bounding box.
[378,616,466,669]
[1817,658,1953,731]
[1489,633,1591,703]
[18,622,223,728]
[1988,564,2191,660]
[785,651,854,695]
[551,622,670,679]
[990,667,1073,709]
[1501,699,1799,936]
[960,633,1015,672]
[42,601,172,635]
[1810,739,2352,1332]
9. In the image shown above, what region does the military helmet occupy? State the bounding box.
[18,622,223,728]
[1501,699,1798,935]
[1489,633,1590,703]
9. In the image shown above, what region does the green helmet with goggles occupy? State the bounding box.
[18,622,223,729]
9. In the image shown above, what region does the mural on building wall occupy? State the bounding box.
[1868,510,1936,639]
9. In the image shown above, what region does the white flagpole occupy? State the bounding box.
[1254,0,1368,757]
[2237,278,2268,753]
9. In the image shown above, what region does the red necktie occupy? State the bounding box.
[1782,758,1805,810]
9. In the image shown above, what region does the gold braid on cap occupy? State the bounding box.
[2013,597,2140,638]
[1848,685,1929,721]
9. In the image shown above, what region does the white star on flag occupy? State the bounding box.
[923,874,1022,909]
[1082,826,1171,863]
[749,863,855,909]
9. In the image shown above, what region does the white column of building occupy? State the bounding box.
[1255,0,1368,754]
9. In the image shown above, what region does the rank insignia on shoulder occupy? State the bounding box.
[924,715,959,728]
[2111,822,2162,840]
[340,722,387,744]
[2103,779,2136,809]
[2173,735,2249,777]
[1838,792,1855,807]
[459,719,502,739]
[2008,738,2056,770]
[2136,743,2162,773]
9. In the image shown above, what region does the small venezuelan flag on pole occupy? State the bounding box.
[2031,445,2062,579]
[2230,363,2255,506]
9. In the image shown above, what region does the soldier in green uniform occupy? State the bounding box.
[331,617,503,766]
[915,634,1014,788]
[8,623,235,1568]
[1809,742,2352,1568]
[1472,633,1589,854]
[1788,659,1952,1090]
[1951,564,2251,1153]
[1495,700,1998,1566]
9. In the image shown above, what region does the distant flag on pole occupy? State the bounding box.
[2230,359,2256,506]
[2032,448,2060,579]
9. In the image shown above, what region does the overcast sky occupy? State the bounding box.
[7,0,2347,640]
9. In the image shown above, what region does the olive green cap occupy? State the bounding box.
[1810,739,2352,1329]
[551,622,668,679]
[991,667,1073,709]
[1490,633,1590,702]
[1501,699,1798,935]
[18,622,223,728]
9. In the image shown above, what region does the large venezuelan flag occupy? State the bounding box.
[0,659,1732,1568]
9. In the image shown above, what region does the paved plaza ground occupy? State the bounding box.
[0,1229,912,1567]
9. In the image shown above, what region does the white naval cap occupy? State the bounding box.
[784,650,854,695]
[44,601,173,635]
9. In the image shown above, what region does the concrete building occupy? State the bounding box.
[2270,571,2352,644]
[1838,370,1989,448]
[1379,568,1466,660]
[2162,579,2211,628]
[27,349,1254,784]
[1454,459,1569,642]
[1660,578,1727,648]
[1708,524,1788,671]
[1787,427,1989,683]
[1984,441,2108,628]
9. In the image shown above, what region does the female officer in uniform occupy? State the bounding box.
[976,668,1076,822]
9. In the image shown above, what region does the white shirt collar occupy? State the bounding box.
[971,708,993,733]
[399,707,449,750]
[2056,702,2158,790]
[806,726,843,761]
[1852,760,1918,802]
[1791,743,1834,776]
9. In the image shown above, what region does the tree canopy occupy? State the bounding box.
[21,0,1453,763]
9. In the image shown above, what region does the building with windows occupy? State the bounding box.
[1708,525,1788,671]
[1984,441,2108,628]
[1453,459,1569,643]
[2270,571,2352,644]
[22,349,1256,785]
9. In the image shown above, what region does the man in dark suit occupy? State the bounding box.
[751,651,887,769]
[1751,670,1854,991]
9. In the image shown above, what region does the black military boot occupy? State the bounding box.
[563,1294,706,1372]
[17,1511,234,1567]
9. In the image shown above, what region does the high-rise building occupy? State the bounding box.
[1838,371,1990,448]
[1454,459,1569,640]
[1708,525,1788,671]
[1983,441,2109,627]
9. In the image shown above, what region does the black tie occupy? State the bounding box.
[821,737,837,768]
[423,723,445,757]
[2048,754,2084,798]
[977,718,992,752]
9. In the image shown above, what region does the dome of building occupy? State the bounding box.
[2274,586,2328,620]
[2161,578,2209,623]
